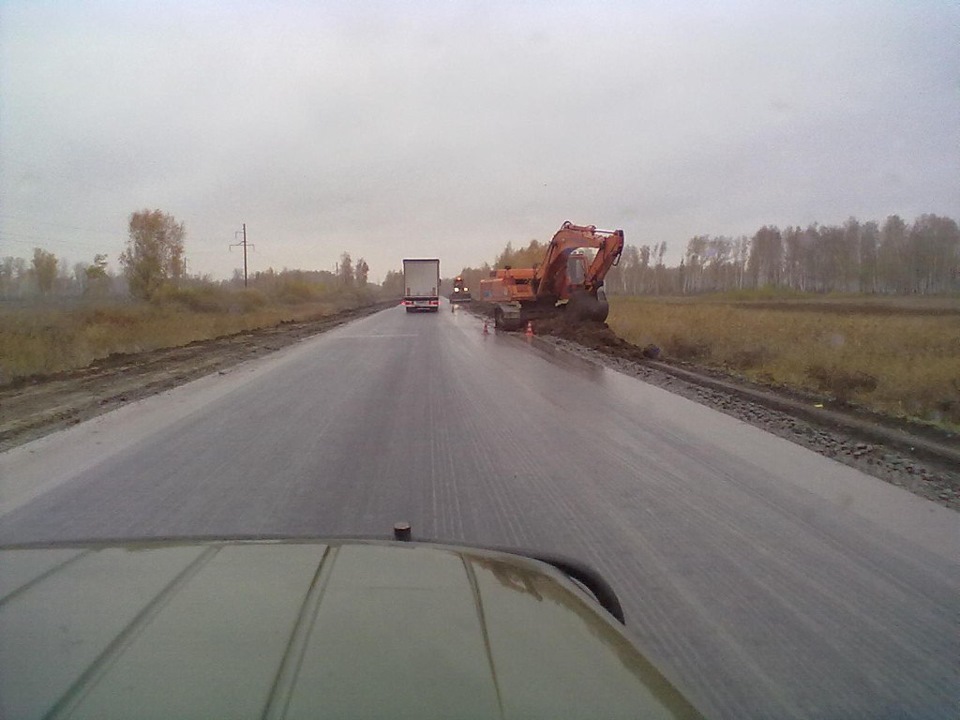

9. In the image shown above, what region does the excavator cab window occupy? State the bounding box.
[567,250,587,287]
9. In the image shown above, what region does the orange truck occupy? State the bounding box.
[480,221,624,330]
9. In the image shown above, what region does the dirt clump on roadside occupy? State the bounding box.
[532,317,661,360]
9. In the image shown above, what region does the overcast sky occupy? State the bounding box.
[1,0,957,282]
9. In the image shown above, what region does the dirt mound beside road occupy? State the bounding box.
[533,317,661,360]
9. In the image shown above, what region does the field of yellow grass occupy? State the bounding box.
[608,294,960,428]
[0,290,361,382]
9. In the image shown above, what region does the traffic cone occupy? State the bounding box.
[525,321,534,336]
[483,320,489,335]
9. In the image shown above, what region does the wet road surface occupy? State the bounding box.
[2,303,958,718]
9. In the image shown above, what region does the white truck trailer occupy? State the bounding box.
[402,258,440,312]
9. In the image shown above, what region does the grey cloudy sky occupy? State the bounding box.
[1,0,957,282]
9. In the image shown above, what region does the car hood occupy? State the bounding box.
[0,538,700,719]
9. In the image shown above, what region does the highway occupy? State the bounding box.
[1,303,958,719]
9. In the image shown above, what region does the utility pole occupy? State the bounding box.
[229,223,254,287]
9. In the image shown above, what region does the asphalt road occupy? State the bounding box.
[2,303,958,718]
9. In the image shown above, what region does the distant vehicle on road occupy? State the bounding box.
[403,258,440,312]
[450,275,471,302]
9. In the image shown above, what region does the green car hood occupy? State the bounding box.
[0,539,701,719]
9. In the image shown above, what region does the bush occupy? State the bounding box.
[152,285,220,312]
[277,280,317,304]
[233,289,268,313]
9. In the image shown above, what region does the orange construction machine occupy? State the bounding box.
[480,221,624,330]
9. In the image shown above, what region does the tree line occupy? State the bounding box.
[1,249,116,299]
[1,209,382,301]
[608,214,959,296]
[8,210,956,301]
[451,213,958,297]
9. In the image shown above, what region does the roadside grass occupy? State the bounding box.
[607,294,960,428]
[0,285,382,383]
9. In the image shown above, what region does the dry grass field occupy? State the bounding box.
[608,293,960,427]
[0,285,379,383]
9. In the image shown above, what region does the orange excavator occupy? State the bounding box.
[480,221,624,330]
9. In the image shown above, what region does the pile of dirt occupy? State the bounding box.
[532,317,661,360]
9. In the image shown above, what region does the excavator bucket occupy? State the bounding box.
[566,289,609,323]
